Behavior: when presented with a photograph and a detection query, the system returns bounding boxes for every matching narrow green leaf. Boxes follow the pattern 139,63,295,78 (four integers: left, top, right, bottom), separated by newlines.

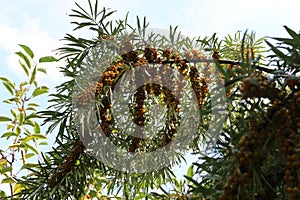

2,99,13,104
1,177,15,184
0,77,12,84
39,141,48,146
16,126,21,136
32,134,46,139
19,61,29,77
265,40,286,60
18,112,24,125
37,67,47,74
39,56,57,63
186,165,194,185
21,163,39,170
26,107,37,111
32,86,49,97
15,51,31,68
283,25,300,44
24,119,35,126
30,66,36,84
0,166,11,173
2,82,14,95
1,132,16,138
187,164,194,178
25,143,39,154
24,153,35,159
19,44,34,58
0,116,11,122
27,102,39,107
21,135,34,144
8,144,22,149
34,122,40,134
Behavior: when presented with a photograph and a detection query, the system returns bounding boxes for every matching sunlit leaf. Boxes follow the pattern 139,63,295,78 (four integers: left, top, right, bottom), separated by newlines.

1,177,15,184
8,144,22,149
34,122,41,134
29,66,37,84
0,166,11,173
39,56,57,63
15,51,31,68
13,183,23,194
2,82,14,96
25,143,39,154
19,61,29,76
19,44,34,58
27,102,40,107
32,86,49,97
1,131,16,138
37,67,47,74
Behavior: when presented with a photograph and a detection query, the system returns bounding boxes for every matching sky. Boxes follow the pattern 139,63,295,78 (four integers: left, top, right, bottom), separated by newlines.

0,0,300,194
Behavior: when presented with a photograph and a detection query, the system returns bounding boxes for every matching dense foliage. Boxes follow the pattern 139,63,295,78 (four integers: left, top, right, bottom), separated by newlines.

0,1,299,199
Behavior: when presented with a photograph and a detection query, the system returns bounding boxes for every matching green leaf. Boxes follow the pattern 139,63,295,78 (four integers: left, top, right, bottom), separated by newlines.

19,61,29,77
27,102,40,107
187,164,194,177
21,135,34,144
39,141,48,146
37,67,47,74
283,26,300,45
0,116,12,122
26,107,37,111
32,86,49,97
20,81,29,87
8,144,22,149
2,82,14,95
15,51,31,68
39,56,57,63
21,134,46,144
21,163,39,170
13,183,22,194
31,134,46,139
186,165,194,185
265,40,286,60
16,126,21,136
24,143,39,154
1,132,16,138
1,177,15,184
29,66,36,84
34,122,40,134
19,44,34,58
18,112,24,125
0,77,11,83
2,99,13,104
24,153,35,159
0,166,11,173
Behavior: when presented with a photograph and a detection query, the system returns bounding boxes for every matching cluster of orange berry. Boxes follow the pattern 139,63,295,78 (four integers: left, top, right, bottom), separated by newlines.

274,90,300,199
241,73,282,100
48,140,85,188
189,66,209,106
184,49,206,61
75,37,211,153
220,80,299,199
144,47,158,63
286,77,300,91
74,81,103,107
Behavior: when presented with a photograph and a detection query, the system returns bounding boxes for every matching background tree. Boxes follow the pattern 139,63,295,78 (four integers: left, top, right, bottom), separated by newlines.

0,45,56,199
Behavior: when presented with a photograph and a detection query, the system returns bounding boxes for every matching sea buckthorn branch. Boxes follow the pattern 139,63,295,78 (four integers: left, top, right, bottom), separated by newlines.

220,75,300,199
47,140,85,188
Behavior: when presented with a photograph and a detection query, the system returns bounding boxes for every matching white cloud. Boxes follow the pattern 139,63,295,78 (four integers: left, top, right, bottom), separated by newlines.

0,18,64,86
